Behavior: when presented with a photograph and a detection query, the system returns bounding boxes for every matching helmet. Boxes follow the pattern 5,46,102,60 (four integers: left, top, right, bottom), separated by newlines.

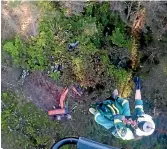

135,114,155,136
138,121,154,132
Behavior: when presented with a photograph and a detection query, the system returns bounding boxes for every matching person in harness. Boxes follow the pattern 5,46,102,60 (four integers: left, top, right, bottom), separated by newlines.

89,77,155,140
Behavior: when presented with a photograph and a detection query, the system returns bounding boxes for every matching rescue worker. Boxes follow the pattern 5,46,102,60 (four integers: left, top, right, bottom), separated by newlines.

89,77,155,140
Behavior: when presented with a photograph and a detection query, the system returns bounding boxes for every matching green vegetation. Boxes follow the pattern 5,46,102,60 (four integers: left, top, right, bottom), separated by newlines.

3,1,132,88
1,90,61,149
2,1,167,149
110,28,132,48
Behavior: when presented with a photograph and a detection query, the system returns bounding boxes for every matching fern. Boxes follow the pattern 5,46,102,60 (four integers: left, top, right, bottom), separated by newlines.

110,28,131,48
3,36,25,65
49,72,60,80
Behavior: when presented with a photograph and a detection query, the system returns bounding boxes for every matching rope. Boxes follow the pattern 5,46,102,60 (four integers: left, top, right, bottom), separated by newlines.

123,120,167,134
147,126,167,134
155,128,167,134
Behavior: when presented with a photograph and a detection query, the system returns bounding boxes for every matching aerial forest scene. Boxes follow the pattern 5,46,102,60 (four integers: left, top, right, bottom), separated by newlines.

1,1,167,149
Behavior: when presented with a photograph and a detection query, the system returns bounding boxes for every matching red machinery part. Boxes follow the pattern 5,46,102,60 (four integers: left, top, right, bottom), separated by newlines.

48,108,66,116
59,88,68,109
72,87,81,97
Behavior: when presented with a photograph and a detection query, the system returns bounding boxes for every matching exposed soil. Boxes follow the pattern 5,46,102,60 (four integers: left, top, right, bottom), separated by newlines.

23,72,61,112
2,1,38,41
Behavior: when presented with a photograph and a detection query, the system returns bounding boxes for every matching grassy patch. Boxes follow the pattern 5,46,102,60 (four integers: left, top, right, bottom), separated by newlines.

1,90,62,149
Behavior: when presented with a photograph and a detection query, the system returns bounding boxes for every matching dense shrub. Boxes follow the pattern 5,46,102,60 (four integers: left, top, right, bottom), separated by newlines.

3,1,132,88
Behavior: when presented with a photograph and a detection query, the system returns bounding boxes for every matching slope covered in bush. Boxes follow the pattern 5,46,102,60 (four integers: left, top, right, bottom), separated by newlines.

3,1,132,89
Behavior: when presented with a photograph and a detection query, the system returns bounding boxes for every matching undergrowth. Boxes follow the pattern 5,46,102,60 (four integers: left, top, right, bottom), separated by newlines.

1,90,62,149
3,1,132,88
